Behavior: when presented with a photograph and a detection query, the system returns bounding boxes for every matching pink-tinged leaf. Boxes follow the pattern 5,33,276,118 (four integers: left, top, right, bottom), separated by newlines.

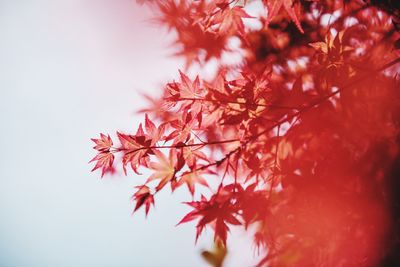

145,113,157,137
117,132,140,151
214,6,253,36
91,133,113,152
147,150,177,191
117,132,151,174
90,152,114,177
183,144,209,167
168,116,197,145
178,170,209,196
178,70,202,98
144,114,165,145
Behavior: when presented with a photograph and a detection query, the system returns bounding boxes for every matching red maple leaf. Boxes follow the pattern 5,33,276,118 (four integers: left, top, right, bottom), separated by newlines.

116,115,164,174
166,113,197,145
117,132,146,174
264,0,304,33
132,185,155,216
177,169,208,196
182,142,209,167
118,131,155,174
177,188,241,245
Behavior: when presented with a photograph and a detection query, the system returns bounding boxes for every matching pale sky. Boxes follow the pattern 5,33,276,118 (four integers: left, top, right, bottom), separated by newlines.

0,0,256,266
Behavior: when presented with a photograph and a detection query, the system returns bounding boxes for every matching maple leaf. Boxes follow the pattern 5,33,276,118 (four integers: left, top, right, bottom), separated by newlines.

132,185,154,216
177,169,208,196
117,131,150,174
147,150,179,191
177,190,241,245
183,142,209,167
144,113,157,137
144,114,165,145
175,70,202,99
137,93,173,119
90,152,114,177
117,131,141,151
166,112,198,145
115,116,166,174
309,30,353,67
91,133,113,152
166,71,205,116
235,184,270,226
213,6,253,36
264,0,304,33
154,1,229,66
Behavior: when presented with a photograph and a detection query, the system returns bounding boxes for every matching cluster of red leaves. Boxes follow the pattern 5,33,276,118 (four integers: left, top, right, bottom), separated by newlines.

91,0,400,266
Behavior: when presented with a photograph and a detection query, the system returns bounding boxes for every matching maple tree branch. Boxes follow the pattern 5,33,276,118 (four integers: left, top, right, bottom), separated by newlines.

115,138,240,155
174,97,299,110
195,146,241,172
186,57,400,178
191,130,208,144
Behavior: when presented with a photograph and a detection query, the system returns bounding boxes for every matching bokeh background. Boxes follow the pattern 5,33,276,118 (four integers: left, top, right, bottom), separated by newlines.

0,0,255,266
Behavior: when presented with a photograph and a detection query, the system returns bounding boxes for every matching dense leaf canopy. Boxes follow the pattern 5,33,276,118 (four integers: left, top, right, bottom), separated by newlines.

91,0,400,266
